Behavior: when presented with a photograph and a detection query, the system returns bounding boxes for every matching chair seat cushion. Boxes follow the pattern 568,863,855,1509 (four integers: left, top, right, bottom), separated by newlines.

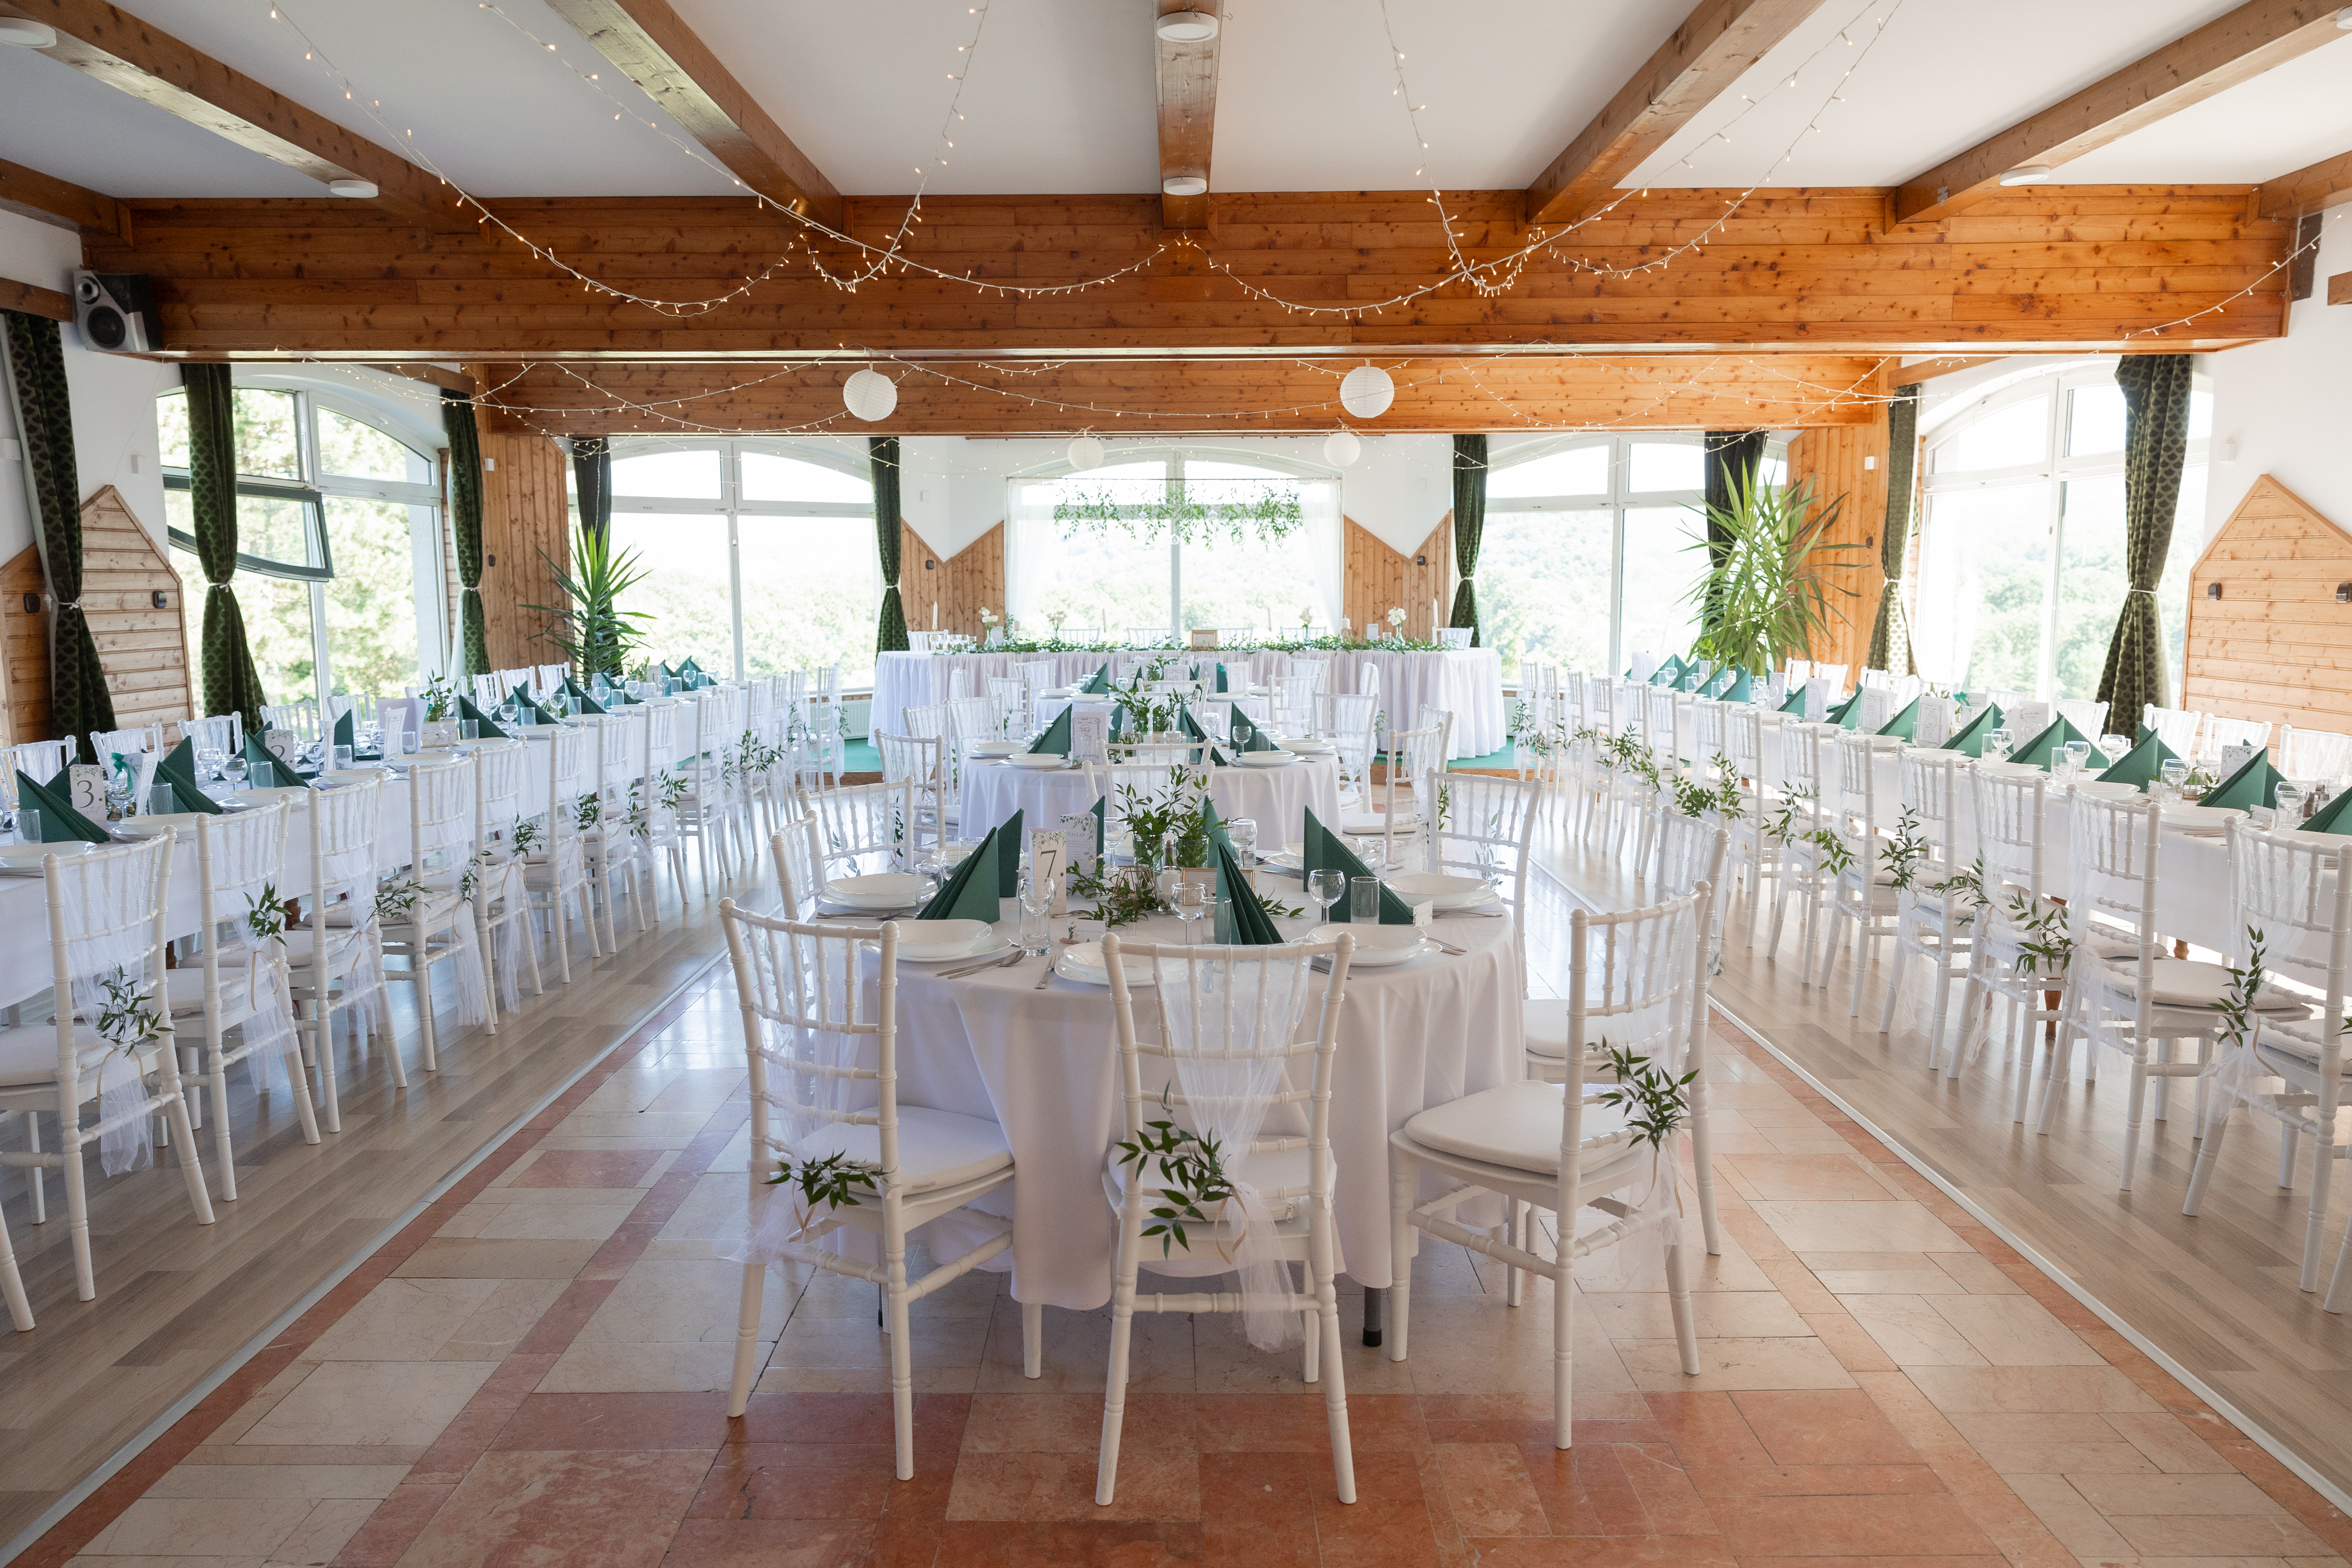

1104,1139,1317,1224
282,927,366,971
0,1025,164,1088
792,1105,1011,1195
163,965,266,1019
1402,1080,1632,1176
2095,956,2307,1013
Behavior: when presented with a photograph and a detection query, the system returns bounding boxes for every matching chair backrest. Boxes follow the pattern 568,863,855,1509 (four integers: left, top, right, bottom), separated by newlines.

192,799,291,934
2280,725,2352,782
2142,705,2202,756
1286,654,1333,692
1015,661,1054,698
90,725,165,763
1126,626,1171,644
797,780,913,872
2227,820,2352,1019
475,740,529,839
1428,771,1541,925
721,899,901,1204
1833,732,1883,838
40,835,175,1068
9,737,77,780
1101,933,1350,1208
1968,765,2048,900
1562,884,1711,1173
2055,698,2109,740
641,699,680,778
1357,660,1382,701
948,695,1003,750
1781,721,1828,801
182,713,243,756
1644,687,1681,764
261,702,323,741
875,730,943,790
2063,792,2161,950
1274,674,1317,730
768,812,823,916
2200,715,2273,766
904,701,950,745
1813,663,1849,692
308,774,385,914
1315,692,1378,775
545,724,591,832
593,710,638,797
1727,707,1773,785
1897,748,1967,867
1435,628,1472,649
1650,816,1729,907
1689,698,1726,763
406,753,478,873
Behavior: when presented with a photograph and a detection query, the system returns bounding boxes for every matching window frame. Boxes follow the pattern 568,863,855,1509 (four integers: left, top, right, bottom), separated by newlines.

1917,364,2209,700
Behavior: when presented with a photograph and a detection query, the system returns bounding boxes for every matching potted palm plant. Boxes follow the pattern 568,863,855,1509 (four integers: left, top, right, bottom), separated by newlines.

1682,474,1861,678
522,526,655,681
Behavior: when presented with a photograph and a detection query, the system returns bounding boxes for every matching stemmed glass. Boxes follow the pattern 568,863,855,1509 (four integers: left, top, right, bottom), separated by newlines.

1306,869,1345,925
222,754,248,792
1984,727,2014,764
1173,880,1209,945
2100,733,2131,766
196,747,223,786
1017,870,1053,957
2160,758,2190,801
2060,739,2091,782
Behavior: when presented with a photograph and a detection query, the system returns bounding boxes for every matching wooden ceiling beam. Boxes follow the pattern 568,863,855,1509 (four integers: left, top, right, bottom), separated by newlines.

2257,144,2352,219
0,154,123,237
1888,0,2348,229
0,0,462,229
1155,0,1221,229
0,274,75,322
1525,0,1832,228
537,0,840,226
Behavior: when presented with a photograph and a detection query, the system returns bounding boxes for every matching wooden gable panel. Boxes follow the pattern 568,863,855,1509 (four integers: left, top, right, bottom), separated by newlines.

899,520,1004,641
2182,475,2352,732
1,487,193,746
1343,517,1454,645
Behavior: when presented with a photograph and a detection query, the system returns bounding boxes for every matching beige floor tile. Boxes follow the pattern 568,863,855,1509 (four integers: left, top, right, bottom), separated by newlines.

538,1339,771,1393
1616,1334,1858,1392
144,1463,411,1499
973,1294,1196,1394
1929,1251,2027,1294
2006,1473,2136,1559
771,1312,991,1377
1582,1290,1811,1340
391,1238,603,1279
2066,1472,2295,1516
1842,1295,1991,1367
1927,1293,2108,1367
2106,1513,2334,1557
302,1279,499,1363
1720,1153,1899,1200
435,1278,572,1361
81,1497,316,1557
238,1361,498,1449
1761,1123,1866,1154
2104,1411,2236,1474
572,1259,788,1345
1905,1365,2165,1416
1390,1293,1638,1397
651,1171,748,1243
1748,1200,1970,1253
469,1203,638,1242
269,1496,376,1564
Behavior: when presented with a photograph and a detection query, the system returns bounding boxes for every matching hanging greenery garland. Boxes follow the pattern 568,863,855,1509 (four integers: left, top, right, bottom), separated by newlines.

1054,479,1305,545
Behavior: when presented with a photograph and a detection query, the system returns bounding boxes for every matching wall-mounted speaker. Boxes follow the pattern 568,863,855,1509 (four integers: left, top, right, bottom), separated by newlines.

72,272,161,354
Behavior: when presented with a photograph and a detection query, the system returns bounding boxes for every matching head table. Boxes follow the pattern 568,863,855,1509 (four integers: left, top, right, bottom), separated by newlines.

957,753,1344,847
872,646,1506,760
837,899,1522,1310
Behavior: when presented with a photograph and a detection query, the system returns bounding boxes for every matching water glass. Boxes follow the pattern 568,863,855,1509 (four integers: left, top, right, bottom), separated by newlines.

147,783,178,816
333,745,355,771
14,808,40,844
1306,869,1345,921
2275,782,2306,824
459,720,481,741
2062,739,2091,778
1350,874,1381,923
1984,728,2014,763
1227,816,1258,872
402,730,421,756
1017,871,1053,956
2160,759,2190,797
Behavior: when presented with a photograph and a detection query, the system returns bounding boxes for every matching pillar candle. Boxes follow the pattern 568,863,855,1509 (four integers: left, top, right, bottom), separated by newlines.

932,602,939,629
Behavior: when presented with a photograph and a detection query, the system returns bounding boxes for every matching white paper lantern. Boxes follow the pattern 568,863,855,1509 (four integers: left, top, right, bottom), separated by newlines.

842,367,898,421
1338,364,1394,420
1323,429,1362,469
1067,433,1106,471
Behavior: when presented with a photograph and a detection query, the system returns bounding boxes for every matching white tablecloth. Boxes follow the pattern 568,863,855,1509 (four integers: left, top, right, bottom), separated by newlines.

874,647,1506,760
883,902,1522,1309
958,756,1344,846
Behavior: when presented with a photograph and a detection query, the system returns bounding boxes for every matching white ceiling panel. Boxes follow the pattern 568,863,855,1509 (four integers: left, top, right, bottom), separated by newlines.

0,45,322,199
2052,31,2352,184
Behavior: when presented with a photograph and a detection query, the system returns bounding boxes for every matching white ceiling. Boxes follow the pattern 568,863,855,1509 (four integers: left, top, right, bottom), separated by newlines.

0,0,2345,203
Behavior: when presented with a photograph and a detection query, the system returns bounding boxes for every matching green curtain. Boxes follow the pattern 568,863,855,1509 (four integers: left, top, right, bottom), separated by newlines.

1701,430,1768,641
443,391,488,676
871,436,908,654
180,365,267,732
1865,384,1921,674
1448,434,1486,646
2,312,116,738
2098,356,2194,736
571,435,610,544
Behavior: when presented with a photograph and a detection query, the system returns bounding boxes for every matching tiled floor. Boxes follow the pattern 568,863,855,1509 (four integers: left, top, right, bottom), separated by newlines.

26,951,2352,1568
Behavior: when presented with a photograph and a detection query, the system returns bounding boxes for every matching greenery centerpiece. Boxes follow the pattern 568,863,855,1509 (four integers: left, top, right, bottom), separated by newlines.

1681,475,1859,678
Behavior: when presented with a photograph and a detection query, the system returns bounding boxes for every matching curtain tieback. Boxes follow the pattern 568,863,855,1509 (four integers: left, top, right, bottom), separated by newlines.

2126,587,2157,595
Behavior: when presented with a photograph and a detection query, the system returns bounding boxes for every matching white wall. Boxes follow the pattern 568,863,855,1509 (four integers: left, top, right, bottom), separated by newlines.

0,207,175,564
2203,214,2352,541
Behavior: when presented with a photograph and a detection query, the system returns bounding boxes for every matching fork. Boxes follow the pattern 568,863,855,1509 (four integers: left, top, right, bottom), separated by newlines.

941,950,1022,980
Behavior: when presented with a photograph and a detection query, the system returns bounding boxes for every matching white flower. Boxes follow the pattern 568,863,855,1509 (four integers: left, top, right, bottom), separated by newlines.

1387,606,1405,628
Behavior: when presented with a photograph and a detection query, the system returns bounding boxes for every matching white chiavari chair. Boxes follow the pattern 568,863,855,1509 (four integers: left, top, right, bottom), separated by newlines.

0,835,213,1306
1877,748,1976,1066
1426,771,1541,953
90,724,166,767
797,780,916,883
1341,721,1444,865
767,813,823,918
2181,820,2352,1299
903,701,959,835
874,732,947,862
381,752,495,1071
471,740,546,1014
288,775,396,1135
1953,767,2064,1097
1723,707,1784,950
635,699,689,912
674,688,746,891
2141,705,2203,758
719,902,1028,1478
581,710,650,947
1817,733,1904,1013
1315,691,1379,808
8,737,77,782
521,724,601,984
1097,933,1356,1505
2199,715,2274,767
1389,885,1709,1449
1273,673,1319,736
2281,726,2352,783
1768,723,1837,981
2055,698,2110,739
180,713,243,758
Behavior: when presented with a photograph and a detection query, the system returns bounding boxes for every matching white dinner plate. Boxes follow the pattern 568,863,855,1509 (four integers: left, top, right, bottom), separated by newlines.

0,841,96,874
2164,803,2246,833
1005,753,1070,771
1054,940,1158,988
2071,780,2143,801
1308,923,1432,967
872,919,999,962
1281,739,1337,756
825,872,931,909
1974,760,2043,778
1232,752,1295,768
115,813,206,840
969,740,1023,758
1384,872,1489,909
236,786,313,807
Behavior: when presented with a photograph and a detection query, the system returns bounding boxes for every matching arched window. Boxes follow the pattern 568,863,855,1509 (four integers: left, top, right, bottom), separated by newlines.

591,439,877,683
1480,433,1783,673
157,379,441,706
1912,365,2210,701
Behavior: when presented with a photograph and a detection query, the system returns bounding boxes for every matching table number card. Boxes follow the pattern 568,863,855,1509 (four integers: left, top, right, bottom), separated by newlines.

2219,741,2258,777
1858,687,1895,733
1060,812,1097,876
1765,673,1788,708
1803,677,1833,721
1071,712,1109,763
67,764,107,816
1030,829,1067,915
1913,697,1955,748
2006,700,2052,742
265,729,301,770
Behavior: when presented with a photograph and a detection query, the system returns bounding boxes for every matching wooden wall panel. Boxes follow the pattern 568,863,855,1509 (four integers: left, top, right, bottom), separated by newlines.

1344,517,1453,642
2182,476,2352,733
899,521,1004,639
0,489,194,745
1783,421,1891,675
476,432,572,672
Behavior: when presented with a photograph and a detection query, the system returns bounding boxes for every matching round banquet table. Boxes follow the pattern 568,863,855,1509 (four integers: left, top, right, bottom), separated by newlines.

868,901,1522,1309
956,754,1344,846
872,646,1505,760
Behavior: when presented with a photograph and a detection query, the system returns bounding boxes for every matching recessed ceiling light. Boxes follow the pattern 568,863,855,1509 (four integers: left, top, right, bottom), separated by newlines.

1162,173,1208,197
327,178,379,198
1155,10,1218,42
1998,165,2054,186
0,18,58,46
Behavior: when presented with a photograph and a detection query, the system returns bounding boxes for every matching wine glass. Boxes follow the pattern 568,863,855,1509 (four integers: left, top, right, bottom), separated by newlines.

1017,870,1053,957
223,754,248,791
2100,733,2131,765
195,746,223,784
1984,727,2014,764
1173,879,1209,945
2275,781,2306,825
2061,739,2091,781
1228,816,1258,873
2160,758,2190,800
1306,869,1345,925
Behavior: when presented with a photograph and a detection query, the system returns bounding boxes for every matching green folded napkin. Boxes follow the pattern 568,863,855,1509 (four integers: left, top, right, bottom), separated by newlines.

1029,706,1073,755
1208,820,1284,945
1877,696,1921,740
1091,794,1106,859
998,808,1025,899
2011,716,2109,772
1083,662,1112,695
2137,722,2157,746
678,656,702,675
16,768,112,842
1826,692,1863,729
154,739,224,815
2299,790,2352,835
2096,734,2178,787
1215,663,1229,694
918,825,1003,922
561,676,606,715
1778,688,1808,716
243,733,295,786
1180,708,1230,767
458,695,509,739
1942,703,2004,758
1301,809,1415,924
1227,707,1279,753
332,707,355,750
2202,751,2284,811
510,684,557,726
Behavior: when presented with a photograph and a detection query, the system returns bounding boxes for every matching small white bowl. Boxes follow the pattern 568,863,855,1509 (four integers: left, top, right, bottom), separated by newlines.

1385,872,1488,909
1234,751,1293,768
1006,752,1067,770
969,740,1023,758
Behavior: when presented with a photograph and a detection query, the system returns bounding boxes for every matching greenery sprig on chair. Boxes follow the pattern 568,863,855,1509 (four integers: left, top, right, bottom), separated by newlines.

1113,1088,1240,1256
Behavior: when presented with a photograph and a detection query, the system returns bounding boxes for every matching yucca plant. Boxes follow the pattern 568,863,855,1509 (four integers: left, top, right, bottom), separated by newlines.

1680,475,1861,678
522,526,656,680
